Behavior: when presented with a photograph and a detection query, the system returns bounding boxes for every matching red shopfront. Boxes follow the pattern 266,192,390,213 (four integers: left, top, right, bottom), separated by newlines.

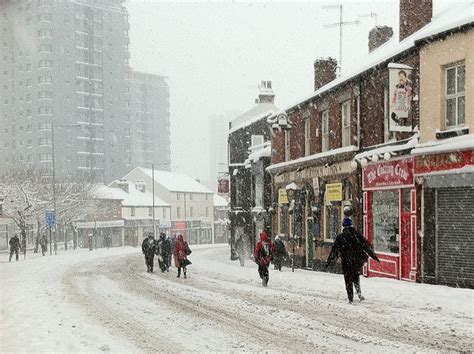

362,157,418,281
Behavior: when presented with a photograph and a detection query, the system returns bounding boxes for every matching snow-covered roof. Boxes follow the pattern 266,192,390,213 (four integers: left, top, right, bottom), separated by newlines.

92,184,128,200
283,2,474,112
97,182,169,207
229,103,279,133
213,194,228,207
267,145,358,173
411,134,474,155
244,144,272,167
137,168,213,194
353,134,419,161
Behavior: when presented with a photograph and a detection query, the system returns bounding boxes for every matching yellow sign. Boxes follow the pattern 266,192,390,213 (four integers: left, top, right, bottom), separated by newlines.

325,183,342,201
278,189,289,204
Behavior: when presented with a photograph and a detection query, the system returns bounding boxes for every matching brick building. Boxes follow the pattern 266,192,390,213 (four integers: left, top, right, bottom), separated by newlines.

268,0,472,284
228,81,278,259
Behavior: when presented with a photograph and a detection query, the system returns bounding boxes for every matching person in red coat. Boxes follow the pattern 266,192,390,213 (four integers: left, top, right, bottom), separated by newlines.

173,234,189,278
254,231,275,287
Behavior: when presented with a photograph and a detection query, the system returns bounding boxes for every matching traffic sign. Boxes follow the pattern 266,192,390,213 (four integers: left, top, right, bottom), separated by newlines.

45,209,56,227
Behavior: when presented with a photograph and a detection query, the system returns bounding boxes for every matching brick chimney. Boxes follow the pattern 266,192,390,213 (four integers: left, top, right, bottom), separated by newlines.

368,26,393,52
399,0,432,41
314,57,337,91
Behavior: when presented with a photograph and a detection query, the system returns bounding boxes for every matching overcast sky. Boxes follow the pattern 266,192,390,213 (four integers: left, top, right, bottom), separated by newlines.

125,0,467,187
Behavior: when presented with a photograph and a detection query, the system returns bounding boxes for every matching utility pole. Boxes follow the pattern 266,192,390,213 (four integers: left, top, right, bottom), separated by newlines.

323,4,360,76
152,164,156,237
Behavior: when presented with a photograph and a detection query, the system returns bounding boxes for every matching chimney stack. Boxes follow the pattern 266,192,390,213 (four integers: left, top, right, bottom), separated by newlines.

314,57,337,91
368,26,393,53
399,0,432,41
257,81,275,104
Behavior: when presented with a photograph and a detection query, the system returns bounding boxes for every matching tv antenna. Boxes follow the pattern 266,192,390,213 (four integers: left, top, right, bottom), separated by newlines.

358,11,378,27
323,4,360,76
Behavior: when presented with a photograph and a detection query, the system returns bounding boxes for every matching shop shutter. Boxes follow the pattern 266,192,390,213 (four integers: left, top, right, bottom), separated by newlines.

437,187,474,288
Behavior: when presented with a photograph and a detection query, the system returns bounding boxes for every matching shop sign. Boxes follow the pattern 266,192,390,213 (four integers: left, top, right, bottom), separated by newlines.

172,221,186,230
76,220,125,229
325,183,342,201
363,158,414,190
415,150,472,174
274,161,355,184
278,189,288,204
217,179,229,194
388,63,413,132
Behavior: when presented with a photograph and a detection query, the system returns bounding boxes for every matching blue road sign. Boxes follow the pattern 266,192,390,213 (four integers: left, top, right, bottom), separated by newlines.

45,210,56,227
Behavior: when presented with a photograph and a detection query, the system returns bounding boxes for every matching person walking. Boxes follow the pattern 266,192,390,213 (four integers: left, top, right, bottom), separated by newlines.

8,234,20,262
235,236,245,266
254,231,275,287
273,235,287,271
164,235,173,271
142,233,157,273
156,232,169,273
40,234,48,256
325,217,380,303
88,234,93,251
173,234,191,278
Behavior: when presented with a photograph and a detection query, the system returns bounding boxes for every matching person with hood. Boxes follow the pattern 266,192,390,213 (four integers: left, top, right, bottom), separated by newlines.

273,235,287,271
9,234,20,262
163,234,173,271
173,234,191,278
254,231,275,287
142,232,157,273
234,236,245,266
325,217,380,303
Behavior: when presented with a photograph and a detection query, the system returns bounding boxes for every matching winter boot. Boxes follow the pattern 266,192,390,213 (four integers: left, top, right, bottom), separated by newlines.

262,276,269,287
354,283,364,301
177,268,181,278
184,270,187,279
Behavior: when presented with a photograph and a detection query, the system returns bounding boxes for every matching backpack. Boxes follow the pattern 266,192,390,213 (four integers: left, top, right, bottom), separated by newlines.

259,242,269,258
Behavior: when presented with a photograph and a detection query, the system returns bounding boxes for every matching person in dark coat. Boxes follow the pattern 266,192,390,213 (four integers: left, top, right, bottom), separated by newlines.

40,234,48,256
142,233,157,273
156,232,169,273
9,234,20,262
162,234,173,271
273,235,287,271
235,236,245,266
325,217,380,303
254,231,275,287
173,234,190,278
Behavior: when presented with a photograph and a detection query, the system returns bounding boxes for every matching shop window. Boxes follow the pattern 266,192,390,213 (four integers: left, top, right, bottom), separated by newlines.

445,63,465,127
402,189,411,212
372,190,399,254
324,204,340,241
322,110,329,152
279,206,289,235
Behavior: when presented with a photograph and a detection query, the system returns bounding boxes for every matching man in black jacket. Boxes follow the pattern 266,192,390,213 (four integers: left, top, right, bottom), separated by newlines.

325,218,380,303
142,233,157,273
9,234,20,262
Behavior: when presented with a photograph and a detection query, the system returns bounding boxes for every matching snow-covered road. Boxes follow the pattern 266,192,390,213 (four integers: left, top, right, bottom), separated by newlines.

1,245,473,352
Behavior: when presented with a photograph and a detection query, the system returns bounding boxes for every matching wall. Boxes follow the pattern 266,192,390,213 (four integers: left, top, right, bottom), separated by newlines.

419,29,474,142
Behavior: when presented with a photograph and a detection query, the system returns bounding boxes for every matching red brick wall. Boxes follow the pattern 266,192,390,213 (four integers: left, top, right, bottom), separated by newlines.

399,0,432,41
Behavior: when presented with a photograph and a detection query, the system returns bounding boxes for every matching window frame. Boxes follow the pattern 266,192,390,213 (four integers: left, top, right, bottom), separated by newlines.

321,110,329,152
445,63,465,128
341,100,351,147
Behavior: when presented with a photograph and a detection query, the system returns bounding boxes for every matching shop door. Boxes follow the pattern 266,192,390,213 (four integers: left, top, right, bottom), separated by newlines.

400,211,411,280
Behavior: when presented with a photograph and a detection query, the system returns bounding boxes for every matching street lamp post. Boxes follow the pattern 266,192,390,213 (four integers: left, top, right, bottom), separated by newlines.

51,123,80,252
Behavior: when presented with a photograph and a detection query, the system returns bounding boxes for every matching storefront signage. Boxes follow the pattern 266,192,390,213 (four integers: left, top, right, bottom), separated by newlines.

274,161,355,184
388,63,413,132
278,189,289,204
415,150,473,175
325,183,342,201
363,158,414,190
75,220,125,229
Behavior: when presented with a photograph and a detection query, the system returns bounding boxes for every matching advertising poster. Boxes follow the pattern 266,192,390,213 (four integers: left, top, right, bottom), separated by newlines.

388,63,413,132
